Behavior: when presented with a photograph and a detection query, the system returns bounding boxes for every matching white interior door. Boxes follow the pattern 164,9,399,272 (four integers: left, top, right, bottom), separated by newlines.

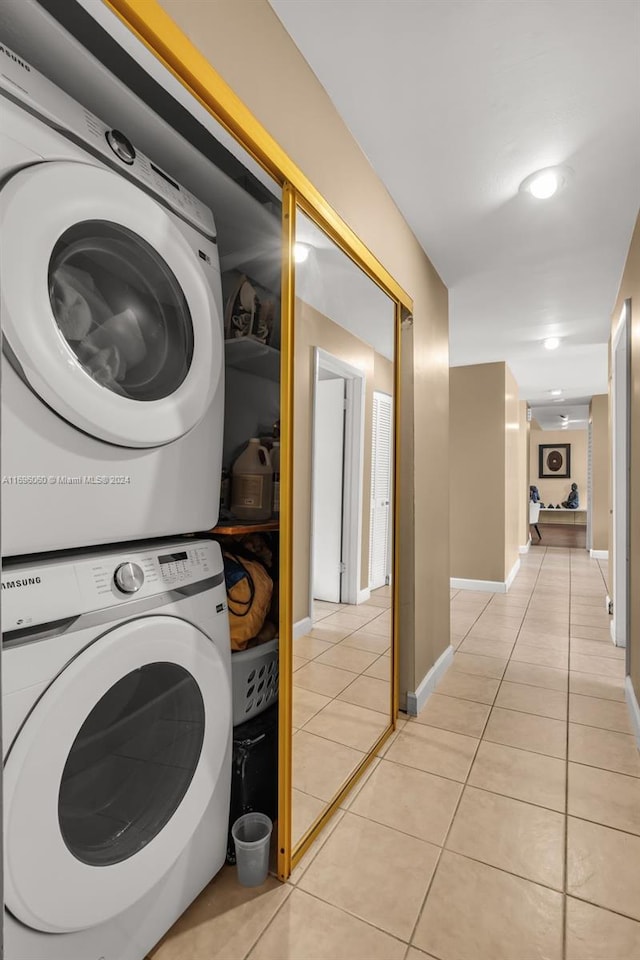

612,301,630,650
587,421,593,550
369,392,393,590
313,377,345,602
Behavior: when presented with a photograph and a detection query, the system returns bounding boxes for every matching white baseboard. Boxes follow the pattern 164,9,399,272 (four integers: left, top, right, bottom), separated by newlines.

357,588,371,604
293,617,313,640
519,538,531,555
451,577,507,593
405,645,454,717
625,676,640,750
590,549,609,560
451,558,520,595
506,557,521,590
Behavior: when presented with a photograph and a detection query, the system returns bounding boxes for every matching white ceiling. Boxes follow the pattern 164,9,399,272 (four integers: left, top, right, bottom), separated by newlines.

270,0,640,419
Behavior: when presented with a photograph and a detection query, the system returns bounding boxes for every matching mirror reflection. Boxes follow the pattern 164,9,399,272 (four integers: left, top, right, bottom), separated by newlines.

292,209,395,850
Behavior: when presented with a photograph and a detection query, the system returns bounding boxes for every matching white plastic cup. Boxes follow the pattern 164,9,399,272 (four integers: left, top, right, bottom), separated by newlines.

231,812,273,887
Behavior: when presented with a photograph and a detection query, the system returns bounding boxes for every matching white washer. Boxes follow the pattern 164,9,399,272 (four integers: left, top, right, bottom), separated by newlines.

0,42,225,556
2,537,232,960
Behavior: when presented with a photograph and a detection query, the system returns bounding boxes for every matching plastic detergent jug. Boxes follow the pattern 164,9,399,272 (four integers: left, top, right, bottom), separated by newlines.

231,439,273,521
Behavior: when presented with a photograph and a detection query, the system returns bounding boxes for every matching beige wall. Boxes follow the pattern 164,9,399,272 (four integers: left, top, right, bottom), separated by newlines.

160,0,450,696
450,363,527,583
590,395,610,553
530,428,588,509
374,353,394,396
610,212,640,702
450,363,506,582
520,404,531,548
293,300,391,621
504,368,523,577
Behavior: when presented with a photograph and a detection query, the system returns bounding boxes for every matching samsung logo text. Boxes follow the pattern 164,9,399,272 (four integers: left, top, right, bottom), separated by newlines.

2,577,42,590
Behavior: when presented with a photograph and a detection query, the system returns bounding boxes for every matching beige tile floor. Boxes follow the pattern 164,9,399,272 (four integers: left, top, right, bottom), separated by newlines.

292,590,392,845
150,548,639,960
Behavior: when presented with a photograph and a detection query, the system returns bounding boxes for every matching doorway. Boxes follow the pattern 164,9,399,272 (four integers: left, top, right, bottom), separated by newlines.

310,348,366,609
611,299,631,653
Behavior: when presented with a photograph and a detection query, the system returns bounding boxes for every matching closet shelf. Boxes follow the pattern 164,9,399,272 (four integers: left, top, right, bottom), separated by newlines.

225,338,280,381
210,519,280,536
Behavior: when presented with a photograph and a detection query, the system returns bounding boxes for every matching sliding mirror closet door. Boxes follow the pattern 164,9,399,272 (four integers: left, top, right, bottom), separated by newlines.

291,206,396,856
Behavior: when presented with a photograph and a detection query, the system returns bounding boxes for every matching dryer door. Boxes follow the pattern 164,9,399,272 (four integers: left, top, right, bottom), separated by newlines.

0,160,222,447
3,615,231,933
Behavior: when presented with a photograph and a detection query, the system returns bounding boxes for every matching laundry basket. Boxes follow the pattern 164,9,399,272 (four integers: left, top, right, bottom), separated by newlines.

231,636,279,726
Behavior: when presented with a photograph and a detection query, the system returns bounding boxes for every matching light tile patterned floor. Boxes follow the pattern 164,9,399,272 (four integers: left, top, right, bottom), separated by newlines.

150,548,639,960
292,591,392,845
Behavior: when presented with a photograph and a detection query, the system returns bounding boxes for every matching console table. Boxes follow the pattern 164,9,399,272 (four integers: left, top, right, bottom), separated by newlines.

539,508,587,526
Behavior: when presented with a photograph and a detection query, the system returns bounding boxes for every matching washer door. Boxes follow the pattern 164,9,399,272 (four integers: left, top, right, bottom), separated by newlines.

3,616,231,933
0,161,221,447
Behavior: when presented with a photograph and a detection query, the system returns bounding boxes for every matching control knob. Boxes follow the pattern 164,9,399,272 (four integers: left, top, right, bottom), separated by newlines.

114,562,144,594
105,129,136,165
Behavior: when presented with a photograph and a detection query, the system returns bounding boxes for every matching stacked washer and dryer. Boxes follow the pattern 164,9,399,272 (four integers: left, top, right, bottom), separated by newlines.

1,43,233,960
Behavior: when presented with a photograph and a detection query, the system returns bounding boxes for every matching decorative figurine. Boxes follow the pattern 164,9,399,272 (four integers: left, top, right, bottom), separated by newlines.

562,483,579,509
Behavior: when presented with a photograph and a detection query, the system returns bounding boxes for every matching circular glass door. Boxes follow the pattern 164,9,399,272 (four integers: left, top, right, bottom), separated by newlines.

0,161,222,447
49,222,194,402
59,662,205,867
3,616,231,933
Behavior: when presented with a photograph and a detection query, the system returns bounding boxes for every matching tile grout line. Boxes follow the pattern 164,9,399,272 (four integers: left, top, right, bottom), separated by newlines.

402,580,525,952
283,885,411,952
239,882,295,960
285,552,631,960
293,600,393,846
562,549,573,960
295,603,392,729
405,550,550,949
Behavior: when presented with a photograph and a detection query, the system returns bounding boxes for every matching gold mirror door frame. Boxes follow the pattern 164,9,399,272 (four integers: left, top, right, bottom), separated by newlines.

280,190,403,877
102,0,412,882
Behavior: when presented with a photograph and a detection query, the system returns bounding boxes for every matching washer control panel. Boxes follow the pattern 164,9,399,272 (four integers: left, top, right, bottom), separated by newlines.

1,539,221,632
0,43,216,239
88,543,214,599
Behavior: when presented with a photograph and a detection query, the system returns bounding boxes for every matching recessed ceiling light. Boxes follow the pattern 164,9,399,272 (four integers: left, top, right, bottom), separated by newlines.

544,337,561,350
293,242,310,263
549,389,562,396
520,165,572,200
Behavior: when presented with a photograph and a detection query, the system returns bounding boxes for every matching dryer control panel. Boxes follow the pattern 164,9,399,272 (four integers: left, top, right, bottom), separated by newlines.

1,538,222,632
0,42,216,239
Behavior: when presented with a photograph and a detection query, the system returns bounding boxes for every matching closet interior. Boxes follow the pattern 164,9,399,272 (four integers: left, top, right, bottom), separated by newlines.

1,0,399,890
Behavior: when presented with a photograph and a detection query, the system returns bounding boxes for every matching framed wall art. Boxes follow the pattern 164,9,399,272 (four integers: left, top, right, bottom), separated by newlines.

539,443,571,479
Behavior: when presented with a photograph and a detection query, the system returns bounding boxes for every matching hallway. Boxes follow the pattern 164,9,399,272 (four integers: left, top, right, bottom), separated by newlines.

150,547,639,960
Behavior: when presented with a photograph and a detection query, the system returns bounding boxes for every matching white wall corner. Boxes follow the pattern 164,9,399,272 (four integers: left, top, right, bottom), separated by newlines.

450,577,507,594
293,617,313,640
625,676,640,750
405,645,454,717
589,549,609,560
505,557,521,591
357,588,371,604
519,538,531,555
610,617,626,648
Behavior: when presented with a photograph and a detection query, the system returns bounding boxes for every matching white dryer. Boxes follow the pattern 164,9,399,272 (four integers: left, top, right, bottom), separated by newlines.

0,42,225,556
2,537,232,960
